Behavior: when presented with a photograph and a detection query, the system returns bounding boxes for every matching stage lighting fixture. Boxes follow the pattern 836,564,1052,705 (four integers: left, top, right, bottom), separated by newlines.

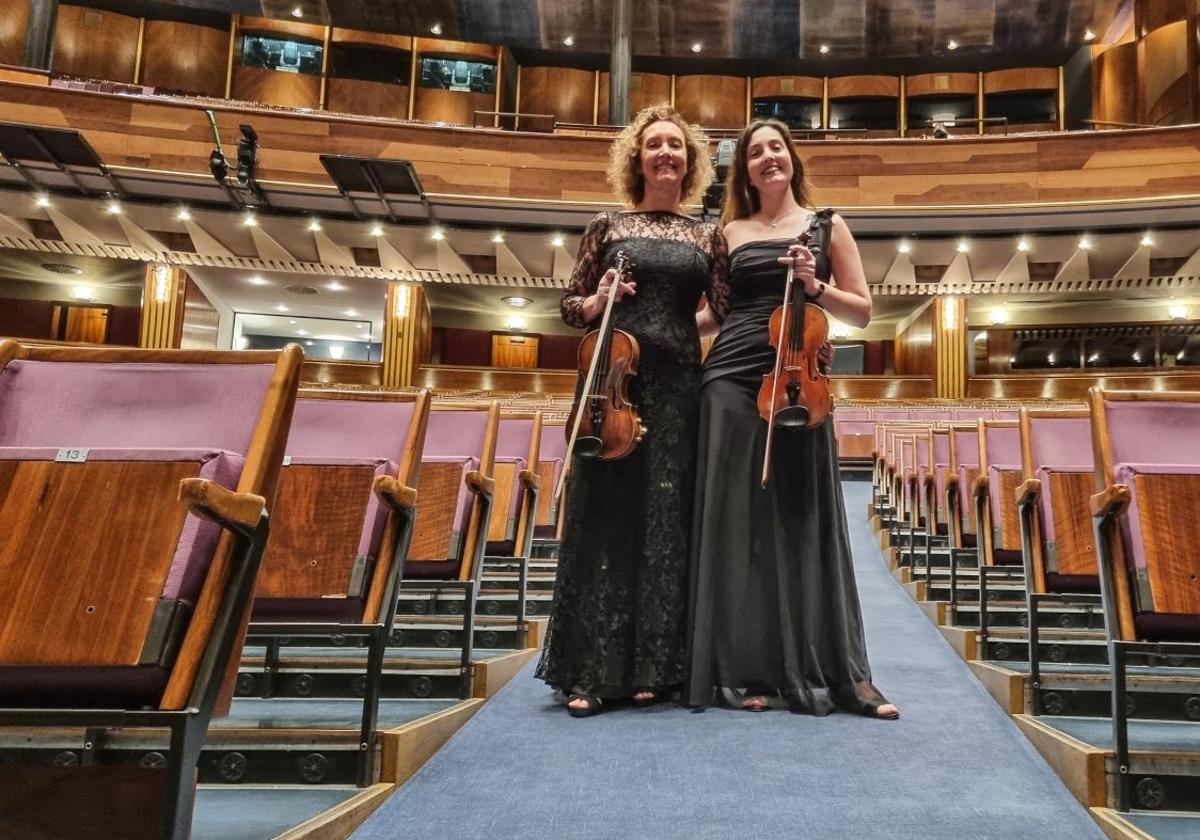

208,148,229,182
237,124,259,187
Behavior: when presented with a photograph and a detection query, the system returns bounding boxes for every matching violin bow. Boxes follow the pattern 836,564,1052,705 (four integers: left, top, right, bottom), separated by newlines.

555,252,629,504
760,258,795,489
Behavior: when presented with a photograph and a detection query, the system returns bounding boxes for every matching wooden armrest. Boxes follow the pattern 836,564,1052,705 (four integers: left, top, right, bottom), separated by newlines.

1091,484,1130,519
518,469,540,490
945,474,960,490
373,474,417,512
971,474,989,499
1015,478,1041,508
466,470,495,497
922,472,935,488
178,478,265,528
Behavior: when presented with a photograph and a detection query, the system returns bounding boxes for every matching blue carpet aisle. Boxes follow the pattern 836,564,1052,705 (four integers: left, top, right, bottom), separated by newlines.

353,480,1104,840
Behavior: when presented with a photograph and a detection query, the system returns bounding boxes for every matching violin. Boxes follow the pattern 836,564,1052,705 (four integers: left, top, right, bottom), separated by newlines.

556,251,646,499
759,209,835,487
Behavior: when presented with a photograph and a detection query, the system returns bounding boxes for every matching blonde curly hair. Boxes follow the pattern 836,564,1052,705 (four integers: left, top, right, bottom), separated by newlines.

606,104,713,208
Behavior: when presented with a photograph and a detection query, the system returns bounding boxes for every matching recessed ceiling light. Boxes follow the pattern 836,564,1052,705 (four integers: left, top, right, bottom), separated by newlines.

956,239,970,253
563,36,574,47
176,207,192,221
35,193,50,208
307,218,322,232
247,275,268,286
1140,233,1154,247
691,42,702,53
243,212,257,227
502,296,532,308
105,200,121,214
326,280,346,291
431,227,445,241
305,340,313,346
551,234,565,248
369,223,384,237
1084,29,1096,42
1017,237,1032,252
947,39,959,50
897,239,911,254
492,232,505,244
291,7,303,18
1078,236,1094,250
275,304,289,312
430,23,442,35
819,44,830,55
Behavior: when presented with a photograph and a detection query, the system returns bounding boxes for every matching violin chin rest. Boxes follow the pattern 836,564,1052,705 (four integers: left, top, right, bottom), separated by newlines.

775,405,811,430
574,436,603,459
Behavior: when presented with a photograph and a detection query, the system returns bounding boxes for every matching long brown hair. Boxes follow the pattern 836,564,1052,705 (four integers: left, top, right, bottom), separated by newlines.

607,104,713,207
720,119,810,227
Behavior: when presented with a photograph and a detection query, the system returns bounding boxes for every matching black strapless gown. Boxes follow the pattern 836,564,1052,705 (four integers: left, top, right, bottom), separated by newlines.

686,238,890,715
536,210,730,698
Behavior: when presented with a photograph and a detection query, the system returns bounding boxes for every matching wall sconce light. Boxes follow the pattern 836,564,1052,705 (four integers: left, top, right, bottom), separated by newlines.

830,320,851,339
153,264,171,303
328,344,345,359
505,316,527,331
393,284,411,318
942,296,959,330
71,286,95,302
1169,304,1188,320
989,309,1010,325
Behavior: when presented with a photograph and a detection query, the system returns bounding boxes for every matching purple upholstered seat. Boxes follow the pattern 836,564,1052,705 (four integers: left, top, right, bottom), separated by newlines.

1096,397,1200,640
0,359,274,453
871,409,911,421
931,431,951,520
983,424,1022,525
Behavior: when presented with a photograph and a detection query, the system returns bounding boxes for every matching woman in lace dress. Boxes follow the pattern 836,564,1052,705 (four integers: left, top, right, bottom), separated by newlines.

686,119,898,719
535,105,730,716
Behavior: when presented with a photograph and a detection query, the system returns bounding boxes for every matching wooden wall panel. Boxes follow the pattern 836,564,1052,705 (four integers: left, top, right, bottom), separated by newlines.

0,0,30,67
1092,42,1140,125
415,364,575,394
52,5,139,82
140,20,229,96
413,37,496,62
518,66,594,124
413,86,494,125
325,77,409,119
0,297,54,339
1140,0,1191,32
180,277,218,350
907,72,978,98
597,72,672,120
238,15,324,42
751,76,823,99
967,370,1200,400
301,359,383,387
331,28,411,50
674,74,746,128
829,376,934,400
828,75,899,98
895,303,936,376
491,334,539,368
1144,20,1190,124
983,67,1058,93
230,65,320,109
0,66,48,84
10,81,1200,207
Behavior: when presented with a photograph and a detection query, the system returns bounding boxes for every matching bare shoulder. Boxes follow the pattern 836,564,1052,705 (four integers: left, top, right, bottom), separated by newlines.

722,218,752,251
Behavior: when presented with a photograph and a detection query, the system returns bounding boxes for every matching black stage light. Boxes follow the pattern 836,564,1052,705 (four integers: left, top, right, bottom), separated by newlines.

702,139,735,220
208,148,228,182
236,123,258,187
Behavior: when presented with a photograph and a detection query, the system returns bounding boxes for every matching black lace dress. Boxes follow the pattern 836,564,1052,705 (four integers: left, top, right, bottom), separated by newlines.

685,236,890,716
535,210,730,699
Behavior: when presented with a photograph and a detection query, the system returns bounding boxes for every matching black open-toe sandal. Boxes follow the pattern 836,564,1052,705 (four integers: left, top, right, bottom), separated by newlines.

861,700,900,720
632,689,666,708
567,693,604,718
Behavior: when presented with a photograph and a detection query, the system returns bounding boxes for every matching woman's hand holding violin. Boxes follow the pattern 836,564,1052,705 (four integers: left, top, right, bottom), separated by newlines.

582,268,637,322
777,244,822,297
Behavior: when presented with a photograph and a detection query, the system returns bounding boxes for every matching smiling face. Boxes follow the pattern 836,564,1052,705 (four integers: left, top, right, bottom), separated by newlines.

745,125,794,194
638,119,688,194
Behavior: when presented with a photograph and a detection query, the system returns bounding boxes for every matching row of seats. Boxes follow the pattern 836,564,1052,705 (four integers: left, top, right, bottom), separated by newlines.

869,393,1200,813
0,340,569,838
